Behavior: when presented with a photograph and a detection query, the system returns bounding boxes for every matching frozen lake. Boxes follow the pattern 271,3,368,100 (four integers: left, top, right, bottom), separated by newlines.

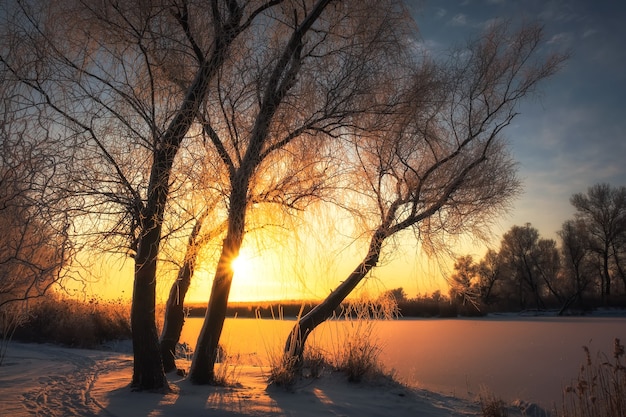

180,315,626,407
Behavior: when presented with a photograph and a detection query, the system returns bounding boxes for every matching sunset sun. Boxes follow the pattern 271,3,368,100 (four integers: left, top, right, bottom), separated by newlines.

230,249,255,279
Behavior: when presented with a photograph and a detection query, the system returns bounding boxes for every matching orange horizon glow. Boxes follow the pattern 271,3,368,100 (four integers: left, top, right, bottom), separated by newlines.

61,235,471,305
60,205,496,304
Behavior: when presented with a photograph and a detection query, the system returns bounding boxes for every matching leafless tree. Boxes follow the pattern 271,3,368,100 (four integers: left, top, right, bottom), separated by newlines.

476,249,502,305
282,21,566,363
0,70,74,363
1,0,288,390
570,183,626,300
188,0,412,384
448,255,480,304
559,219,594,310
498,222,562,309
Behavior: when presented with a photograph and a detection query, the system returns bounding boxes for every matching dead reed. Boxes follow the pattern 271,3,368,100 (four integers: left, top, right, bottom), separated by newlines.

558,338,626,417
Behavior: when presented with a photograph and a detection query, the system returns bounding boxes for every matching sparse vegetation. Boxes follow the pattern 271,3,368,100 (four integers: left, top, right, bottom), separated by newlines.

331,297,396,383
211,348,242,387
11,294,130,348
0,301,29,365
270,295,398,388
479,390,509,417
558,338,626,417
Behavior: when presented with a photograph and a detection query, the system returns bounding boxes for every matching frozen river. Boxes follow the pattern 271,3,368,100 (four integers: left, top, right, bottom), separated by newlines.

180,315,626,407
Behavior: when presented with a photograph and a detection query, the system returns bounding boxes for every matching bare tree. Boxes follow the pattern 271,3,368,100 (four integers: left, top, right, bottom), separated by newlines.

570,183,626,300
476,249,502,305
0,71,74,363
559,219,594,310
448,255,480,304
282,21,566,364
188,0,412,384
498,224,548,309
1,0,287,390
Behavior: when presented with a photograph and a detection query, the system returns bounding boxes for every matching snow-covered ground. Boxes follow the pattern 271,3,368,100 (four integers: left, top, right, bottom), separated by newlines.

0,341,541,417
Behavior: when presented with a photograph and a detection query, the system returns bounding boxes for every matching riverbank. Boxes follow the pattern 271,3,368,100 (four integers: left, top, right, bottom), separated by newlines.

0,341,521,417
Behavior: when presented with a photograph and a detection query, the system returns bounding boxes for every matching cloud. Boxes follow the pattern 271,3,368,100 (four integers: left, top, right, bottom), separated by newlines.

481,17,505,30
582,28,598,39
538,2,580,23
449,13,468,26
435,7,447,19
546,32,574,46
411,38,445,57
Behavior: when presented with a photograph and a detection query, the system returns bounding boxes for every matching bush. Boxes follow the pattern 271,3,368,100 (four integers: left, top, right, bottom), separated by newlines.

12,294,131,348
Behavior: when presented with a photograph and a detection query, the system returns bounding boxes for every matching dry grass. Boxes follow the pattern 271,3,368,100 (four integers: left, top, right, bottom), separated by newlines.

268,294,399,388
267,304,330,388
558,338,626,417
212,348,243,386
11,294,131,348
330,294,398,383
0,301,30,365
479,389,508,417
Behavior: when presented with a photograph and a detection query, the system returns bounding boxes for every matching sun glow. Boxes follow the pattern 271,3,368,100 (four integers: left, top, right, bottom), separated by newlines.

231,249,255,279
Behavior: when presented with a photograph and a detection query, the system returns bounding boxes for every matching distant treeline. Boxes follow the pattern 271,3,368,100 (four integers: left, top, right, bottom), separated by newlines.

185,291,626,320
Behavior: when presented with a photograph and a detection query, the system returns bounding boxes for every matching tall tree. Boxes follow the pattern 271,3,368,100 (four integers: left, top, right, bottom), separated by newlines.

448,255,479,304
188,0,409,384
559,219,594,310
0,64,75,362
570,183,626,300
498,223,559,309
0,0,285,390
476,249,502,305
282,21,566,364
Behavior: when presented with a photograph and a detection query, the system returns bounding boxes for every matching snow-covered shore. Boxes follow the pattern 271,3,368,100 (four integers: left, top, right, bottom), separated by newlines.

0,341,539,417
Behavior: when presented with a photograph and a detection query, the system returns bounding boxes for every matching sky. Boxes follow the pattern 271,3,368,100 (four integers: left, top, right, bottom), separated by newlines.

69,0,626,304
408,0,626,240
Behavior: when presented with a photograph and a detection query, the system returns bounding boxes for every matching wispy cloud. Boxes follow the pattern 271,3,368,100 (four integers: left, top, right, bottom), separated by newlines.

449,13,468,26
547,32,574,46
581,28,598,39
481,17,505,30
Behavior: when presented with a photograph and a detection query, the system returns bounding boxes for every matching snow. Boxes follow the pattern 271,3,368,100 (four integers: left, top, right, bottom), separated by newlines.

0,341,536,417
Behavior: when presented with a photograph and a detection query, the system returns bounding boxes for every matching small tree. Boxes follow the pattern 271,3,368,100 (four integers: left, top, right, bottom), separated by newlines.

498,223,562,309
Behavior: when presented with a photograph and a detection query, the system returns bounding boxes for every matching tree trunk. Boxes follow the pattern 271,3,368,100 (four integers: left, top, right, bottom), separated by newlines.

283,229,386,364
160,214,206,372
602,251,611,302
188,182,248,384
612,243,626,290
130,43,218,389
131,216,168,390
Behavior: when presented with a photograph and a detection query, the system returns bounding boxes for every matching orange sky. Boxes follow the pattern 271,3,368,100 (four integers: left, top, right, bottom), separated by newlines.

63,223,490,304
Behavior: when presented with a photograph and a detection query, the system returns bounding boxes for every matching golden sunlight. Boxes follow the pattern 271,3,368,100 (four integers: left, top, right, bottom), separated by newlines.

231,248,255,279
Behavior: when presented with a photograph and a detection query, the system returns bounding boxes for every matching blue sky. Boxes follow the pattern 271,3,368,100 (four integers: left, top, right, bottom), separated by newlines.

406,0,626,241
